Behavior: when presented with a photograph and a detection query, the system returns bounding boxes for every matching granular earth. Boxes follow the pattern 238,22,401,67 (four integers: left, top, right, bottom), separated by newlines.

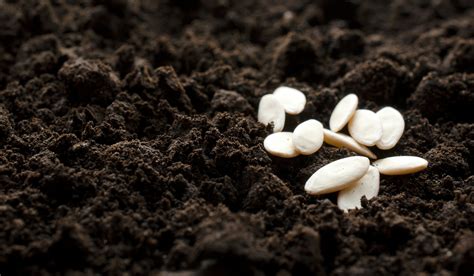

1,0,473,275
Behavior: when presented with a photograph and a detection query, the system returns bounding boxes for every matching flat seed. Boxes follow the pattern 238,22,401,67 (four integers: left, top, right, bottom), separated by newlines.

323,129,377,159
305,156,370,195
376,107,405,150
337,166,380,211
273,86,306,115
372,156,428,175
329,94,358,132
293,119,324,155
258,94,285,132
348,109,383,146
263,132,299,158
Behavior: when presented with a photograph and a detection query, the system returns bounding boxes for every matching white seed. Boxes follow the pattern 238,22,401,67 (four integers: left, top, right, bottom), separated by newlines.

376,107,405,150
372,156,428,175
272,86,306,115
323,129,377,159
329,94,358,132
337,166,380,211
263,132,299,158
348,109,383,146
305,156,370,195
258,94,285,132
293,119,324,155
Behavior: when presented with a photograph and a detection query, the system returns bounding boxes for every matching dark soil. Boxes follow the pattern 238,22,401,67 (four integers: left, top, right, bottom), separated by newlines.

1,0,473,275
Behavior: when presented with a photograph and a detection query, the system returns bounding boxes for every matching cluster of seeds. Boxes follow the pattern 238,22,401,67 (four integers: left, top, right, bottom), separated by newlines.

258,87,429,211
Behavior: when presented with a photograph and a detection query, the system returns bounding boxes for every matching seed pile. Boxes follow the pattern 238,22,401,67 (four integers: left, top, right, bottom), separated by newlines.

259,87,428,211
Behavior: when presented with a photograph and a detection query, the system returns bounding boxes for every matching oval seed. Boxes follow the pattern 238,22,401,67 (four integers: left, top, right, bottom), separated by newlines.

348,109,383,146
305,156,370,195
263,132,299,158
323,129,377,159
329,94,358,132
258,94,285,132
337,166,380,212
273,86,306,115
293,119,324,155
372,156,428,175
376,107,405,150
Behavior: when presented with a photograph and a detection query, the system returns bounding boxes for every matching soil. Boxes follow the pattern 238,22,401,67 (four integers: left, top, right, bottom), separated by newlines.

1,0,474,275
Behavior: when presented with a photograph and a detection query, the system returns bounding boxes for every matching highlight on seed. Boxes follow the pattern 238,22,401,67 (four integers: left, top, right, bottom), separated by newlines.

323,128,377,159
337,165,380,212
376,107,405,150
272,86,307,115
372,156,428,175
348,109,383,146
293,119,324,155
305,156,370,195
329,93,358,132
263,132,299,158
258,94,285,132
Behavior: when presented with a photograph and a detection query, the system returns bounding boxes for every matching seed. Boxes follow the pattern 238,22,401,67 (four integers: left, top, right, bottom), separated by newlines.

337,166,380,211
258,94,285,132
323,129,377,159
305,156,370,195
263,132,299,158
348,109,383,146
372,156,428,175
375,107,405,150
329,94,358,132
293,119,324,155
273,86,306,115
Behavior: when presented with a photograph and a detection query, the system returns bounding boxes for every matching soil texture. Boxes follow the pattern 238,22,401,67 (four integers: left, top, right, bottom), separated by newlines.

1,0,474,275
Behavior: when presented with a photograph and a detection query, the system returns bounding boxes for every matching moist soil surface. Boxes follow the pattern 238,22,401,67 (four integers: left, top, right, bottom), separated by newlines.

1,0,474,275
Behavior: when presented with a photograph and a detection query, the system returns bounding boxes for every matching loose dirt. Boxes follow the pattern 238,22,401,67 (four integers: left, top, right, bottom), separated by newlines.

1,0,473,275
